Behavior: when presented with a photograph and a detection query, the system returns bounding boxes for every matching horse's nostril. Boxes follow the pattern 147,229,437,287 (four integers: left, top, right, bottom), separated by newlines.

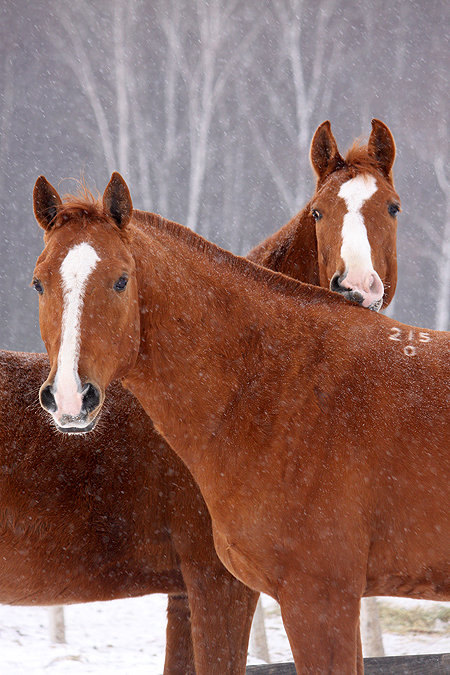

40,385,57,413
82,383,100,414
330,272,344,293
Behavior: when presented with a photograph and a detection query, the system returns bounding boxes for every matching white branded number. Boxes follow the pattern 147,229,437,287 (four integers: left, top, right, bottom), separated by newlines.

388,328,431,356
389,327,401,341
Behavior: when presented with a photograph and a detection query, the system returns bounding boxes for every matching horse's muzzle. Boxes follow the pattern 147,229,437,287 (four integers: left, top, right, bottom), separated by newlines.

330,272,383,311
54,416,99,434
40,380,102,433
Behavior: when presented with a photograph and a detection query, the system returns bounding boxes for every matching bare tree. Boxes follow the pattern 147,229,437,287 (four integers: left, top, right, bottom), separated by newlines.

360,598,384,658
400,8,449,331
160,0,264,232
48,606,66,644
51,0,262,235
241,0,347,215
433,141,450,330
412,134,450,331
53,0,186,211
0,50,14,194
249,597,270,663
114,0,131,176
55,2,117,173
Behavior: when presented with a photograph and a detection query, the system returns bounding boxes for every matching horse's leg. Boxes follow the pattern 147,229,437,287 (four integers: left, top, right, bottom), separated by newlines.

163,594,196,675
279,578,361,674
180,561,259,674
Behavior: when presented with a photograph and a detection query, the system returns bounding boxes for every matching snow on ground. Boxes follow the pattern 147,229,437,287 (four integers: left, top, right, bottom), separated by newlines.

0,594,448,674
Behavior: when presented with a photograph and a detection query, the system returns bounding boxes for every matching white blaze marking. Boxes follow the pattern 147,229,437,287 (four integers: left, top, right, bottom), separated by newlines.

338,174,377,273
55,243,100,416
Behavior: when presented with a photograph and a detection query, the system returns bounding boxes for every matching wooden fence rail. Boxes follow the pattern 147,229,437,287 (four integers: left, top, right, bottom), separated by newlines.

246,653,450,674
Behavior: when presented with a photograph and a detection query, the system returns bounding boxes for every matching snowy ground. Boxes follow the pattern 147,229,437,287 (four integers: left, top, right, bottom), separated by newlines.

0,595,448,673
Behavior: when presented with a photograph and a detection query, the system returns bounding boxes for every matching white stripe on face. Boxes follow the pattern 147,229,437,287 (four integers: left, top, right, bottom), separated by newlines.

54,243,100,417
338,174,377,274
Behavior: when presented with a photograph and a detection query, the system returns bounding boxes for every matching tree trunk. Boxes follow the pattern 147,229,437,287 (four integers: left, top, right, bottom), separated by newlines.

360,598,385,658
114,0,129,176
435,229,450,331
249,597,270,663
433,156,450,331
49,605,66,644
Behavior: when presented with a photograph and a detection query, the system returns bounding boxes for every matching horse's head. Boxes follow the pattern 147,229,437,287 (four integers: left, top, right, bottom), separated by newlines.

309,119,399,310
33,173,140,433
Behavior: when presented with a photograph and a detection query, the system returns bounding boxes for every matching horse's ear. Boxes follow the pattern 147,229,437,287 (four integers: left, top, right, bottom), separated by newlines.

310,121,344,181
103,172,133,229
33,176,62,231
368,119,396,179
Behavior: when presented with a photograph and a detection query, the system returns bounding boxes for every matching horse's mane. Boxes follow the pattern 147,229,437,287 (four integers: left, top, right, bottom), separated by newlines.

132,210,347,309
51,186,350,311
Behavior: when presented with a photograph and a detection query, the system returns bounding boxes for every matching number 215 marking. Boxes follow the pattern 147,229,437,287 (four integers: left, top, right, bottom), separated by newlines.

389,327,431,357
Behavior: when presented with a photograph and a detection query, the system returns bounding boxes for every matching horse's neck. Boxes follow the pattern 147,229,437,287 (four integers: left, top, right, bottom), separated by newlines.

125,220,319,478
247,205,320,285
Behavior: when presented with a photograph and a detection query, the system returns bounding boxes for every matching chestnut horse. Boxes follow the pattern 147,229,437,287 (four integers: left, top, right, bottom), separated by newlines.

31,173,448,673
7,120,397,671
0,350,258,674
1,119,398,674
248,119,398,311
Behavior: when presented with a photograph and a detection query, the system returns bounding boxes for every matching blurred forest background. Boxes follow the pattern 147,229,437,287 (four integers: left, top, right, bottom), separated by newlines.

0,0,448,351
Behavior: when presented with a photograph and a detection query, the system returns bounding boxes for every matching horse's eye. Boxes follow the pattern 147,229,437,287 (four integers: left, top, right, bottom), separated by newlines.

113,275,128,292
311,209,322,222
388,203,400,217
32,279,44,295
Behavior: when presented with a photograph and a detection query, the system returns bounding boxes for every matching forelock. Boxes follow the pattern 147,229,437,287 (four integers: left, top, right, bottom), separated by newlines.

344,142,384,176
